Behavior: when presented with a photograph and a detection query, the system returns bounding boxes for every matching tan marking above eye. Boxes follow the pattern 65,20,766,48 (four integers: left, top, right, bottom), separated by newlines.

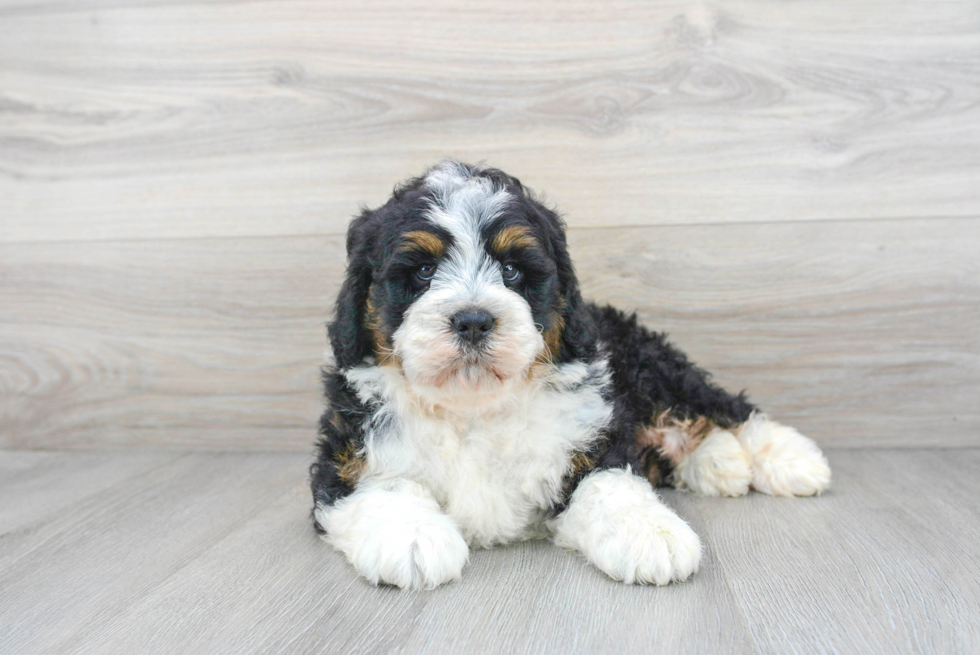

492,225,539,252
398,231,446,258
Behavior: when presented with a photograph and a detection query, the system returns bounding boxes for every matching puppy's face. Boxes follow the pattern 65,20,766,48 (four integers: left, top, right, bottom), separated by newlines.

332,162,584,407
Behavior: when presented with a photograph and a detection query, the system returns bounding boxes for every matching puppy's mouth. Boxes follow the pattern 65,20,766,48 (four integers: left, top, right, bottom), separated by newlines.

394,300,543,395
431,350,509,388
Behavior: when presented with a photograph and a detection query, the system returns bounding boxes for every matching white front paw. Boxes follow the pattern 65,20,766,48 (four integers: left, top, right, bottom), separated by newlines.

350,514,469,590
552,468,702,586
738,414,832,497
589,505,702,585
317,479,469,590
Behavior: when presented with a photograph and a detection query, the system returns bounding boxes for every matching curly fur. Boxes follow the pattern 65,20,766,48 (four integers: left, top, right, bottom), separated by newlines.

310,161,831,589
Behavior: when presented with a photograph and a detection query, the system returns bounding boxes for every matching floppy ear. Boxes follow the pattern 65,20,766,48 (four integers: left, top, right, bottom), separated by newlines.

558,279,598,363
530,200,598,363
328,209,375,369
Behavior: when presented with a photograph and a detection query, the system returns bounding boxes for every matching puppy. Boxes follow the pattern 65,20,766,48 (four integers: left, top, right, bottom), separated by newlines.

310,161,831,589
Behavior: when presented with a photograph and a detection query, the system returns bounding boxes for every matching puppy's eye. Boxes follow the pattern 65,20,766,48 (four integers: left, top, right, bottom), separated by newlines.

502,263,522,283
416,264,437,281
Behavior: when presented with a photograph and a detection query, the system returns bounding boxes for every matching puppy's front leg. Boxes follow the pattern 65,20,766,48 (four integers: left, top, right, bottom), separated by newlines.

315,478,469,590
551,468,702,585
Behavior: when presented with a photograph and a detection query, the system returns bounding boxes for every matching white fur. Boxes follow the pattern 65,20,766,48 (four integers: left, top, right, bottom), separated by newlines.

344,359,613,548
315,478,469,590
392,276,543,410
737,414,832,496
550,468,701,585
675,429,752,497
424,162,511,237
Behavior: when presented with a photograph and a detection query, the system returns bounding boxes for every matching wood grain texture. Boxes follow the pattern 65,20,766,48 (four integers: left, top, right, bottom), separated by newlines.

571,219,980,448
0,449,977,654
0,449,178,534
684,449,980,654
0,235,345,449
0,451,305,652
2,218,977,449
2,0,980,242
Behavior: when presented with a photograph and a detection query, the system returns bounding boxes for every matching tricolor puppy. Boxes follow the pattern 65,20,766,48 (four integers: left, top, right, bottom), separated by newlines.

311,161,831,589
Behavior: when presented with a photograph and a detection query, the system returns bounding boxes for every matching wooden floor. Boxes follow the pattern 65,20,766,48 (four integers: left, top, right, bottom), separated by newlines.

1,448,977,654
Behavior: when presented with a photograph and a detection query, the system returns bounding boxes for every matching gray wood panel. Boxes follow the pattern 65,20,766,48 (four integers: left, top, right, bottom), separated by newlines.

2,218,977,450
71,487,757,655
0,449,977,654
0,450,178,535
679,449,980,654
0,452,305,652
2,0,979,242
0,235,344,449
575,219,980,448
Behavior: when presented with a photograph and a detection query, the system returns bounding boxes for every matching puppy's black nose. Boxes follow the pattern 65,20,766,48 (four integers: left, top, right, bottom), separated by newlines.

450,310,495,344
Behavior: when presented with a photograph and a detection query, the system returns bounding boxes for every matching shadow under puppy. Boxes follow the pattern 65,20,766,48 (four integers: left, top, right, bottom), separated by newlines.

311,161,831,589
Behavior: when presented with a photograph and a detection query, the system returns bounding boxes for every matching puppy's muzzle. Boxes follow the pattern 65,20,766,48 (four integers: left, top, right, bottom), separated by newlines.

449,309,495,346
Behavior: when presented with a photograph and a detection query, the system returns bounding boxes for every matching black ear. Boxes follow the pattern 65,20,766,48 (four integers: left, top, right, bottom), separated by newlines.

558,281,598,363
328,209,375,369
529,200,598,363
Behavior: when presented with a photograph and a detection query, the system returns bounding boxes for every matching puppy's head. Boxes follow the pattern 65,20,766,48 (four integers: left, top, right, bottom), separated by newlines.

330,161,595,407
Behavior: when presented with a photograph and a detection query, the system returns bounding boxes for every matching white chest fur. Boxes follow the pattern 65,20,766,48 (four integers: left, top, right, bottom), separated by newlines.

344,360,612,547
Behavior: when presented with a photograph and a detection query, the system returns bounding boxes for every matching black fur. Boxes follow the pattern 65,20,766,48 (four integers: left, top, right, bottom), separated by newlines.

308,371,371,532
585,304,754,487
327,179,447,369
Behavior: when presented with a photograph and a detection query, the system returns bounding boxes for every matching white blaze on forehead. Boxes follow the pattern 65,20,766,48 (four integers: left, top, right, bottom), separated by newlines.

423,162,511,295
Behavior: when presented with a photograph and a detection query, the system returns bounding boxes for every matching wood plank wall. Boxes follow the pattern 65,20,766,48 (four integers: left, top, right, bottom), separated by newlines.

1,0,978,449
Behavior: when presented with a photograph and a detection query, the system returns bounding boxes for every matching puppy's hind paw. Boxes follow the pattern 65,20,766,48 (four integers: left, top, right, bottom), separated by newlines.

675,429,752,497
738,415,831,497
